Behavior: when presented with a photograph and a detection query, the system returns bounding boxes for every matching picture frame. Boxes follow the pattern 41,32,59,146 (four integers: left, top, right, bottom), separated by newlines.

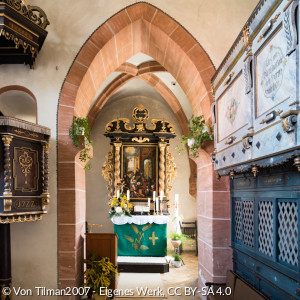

121,144,158,201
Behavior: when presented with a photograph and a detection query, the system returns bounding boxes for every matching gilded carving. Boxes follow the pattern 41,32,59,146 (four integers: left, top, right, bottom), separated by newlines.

0,214,42,224
158,142,167,196
136,124,144,132
114,142,122,194
132,104,149,123
102,146,114,198
4,0,50,29
1,29,38,58
166,146,177,199
251,165,259,177
19,151,33,184
2,135,13,146
242,26,250,47
4,199,12,212
105,118,134,132
132,137,149,143
13,147,39,192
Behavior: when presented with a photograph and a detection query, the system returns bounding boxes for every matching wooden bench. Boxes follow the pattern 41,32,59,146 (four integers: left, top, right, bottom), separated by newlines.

206,270,269,300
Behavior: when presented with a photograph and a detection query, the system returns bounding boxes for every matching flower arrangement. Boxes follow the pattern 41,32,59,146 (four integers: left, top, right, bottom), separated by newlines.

108,193,133,218
84,255,118,296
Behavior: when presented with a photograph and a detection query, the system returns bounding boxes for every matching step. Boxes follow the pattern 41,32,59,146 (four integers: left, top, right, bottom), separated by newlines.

117,256,169,273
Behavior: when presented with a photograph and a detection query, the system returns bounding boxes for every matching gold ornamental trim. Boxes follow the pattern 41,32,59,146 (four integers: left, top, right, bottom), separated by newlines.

132,137,150,143
19,150,33,183
0,28,38,57
0,214,43,224
4,0,50,29
166,146,177,199
132,104,149,123
2,135,13,146
13,147,39,192
102,146,114,198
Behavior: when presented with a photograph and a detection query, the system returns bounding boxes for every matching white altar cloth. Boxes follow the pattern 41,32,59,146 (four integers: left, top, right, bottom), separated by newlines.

111,215,170,225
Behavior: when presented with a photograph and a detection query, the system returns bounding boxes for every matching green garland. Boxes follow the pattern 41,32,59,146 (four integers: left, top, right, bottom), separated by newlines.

177,114,213,158
69,116,93,170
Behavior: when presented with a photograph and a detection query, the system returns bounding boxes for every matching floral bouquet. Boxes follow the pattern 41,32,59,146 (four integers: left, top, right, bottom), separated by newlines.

84,255,119,295
108,193,133,218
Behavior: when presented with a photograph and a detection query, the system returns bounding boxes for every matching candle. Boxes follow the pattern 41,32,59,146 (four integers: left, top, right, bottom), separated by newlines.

156,197,159,212
160,190,163,200
153,191,156,202
148,198,150,207
127,190,130,200
175,194,179,216
117,190,120,198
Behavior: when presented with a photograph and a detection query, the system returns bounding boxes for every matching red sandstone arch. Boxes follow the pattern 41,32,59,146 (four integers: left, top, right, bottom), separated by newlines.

0,85,38,123
57,2,230,294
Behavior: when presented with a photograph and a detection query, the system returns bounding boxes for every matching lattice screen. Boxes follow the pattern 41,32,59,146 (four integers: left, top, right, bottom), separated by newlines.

243,201,254,248
278,201,298,266
235,200,242,241
259,201,274,257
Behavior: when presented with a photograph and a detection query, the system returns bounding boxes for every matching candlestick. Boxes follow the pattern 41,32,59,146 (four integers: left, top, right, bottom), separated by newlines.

153,191,156,202
175,194,179,216
127,190,130,200
156,197,159,214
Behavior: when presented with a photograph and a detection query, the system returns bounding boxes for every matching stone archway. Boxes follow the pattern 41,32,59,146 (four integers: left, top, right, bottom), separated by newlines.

57,2,230,294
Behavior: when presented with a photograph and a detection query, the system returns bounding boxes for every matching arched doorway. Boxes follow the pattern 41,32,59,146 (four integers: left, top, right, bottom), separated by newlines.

57,2,230,292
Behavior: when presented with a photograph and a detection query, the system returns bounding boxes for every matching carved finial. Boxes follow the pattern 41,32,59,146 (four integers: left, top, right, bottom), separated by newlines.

251,165,259,177
294,156,300,172
230,170,235,180
243,26,250,47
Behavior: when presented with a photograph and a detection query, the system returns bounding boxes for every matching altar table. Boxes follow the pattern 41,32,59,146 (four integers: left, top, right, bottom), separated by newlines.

111,215,170,257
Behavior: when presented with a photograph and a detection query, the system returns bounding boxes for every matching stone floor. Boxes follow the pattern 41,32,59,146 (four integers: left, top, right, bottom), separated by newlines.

115,251,201,300
161,251,201,300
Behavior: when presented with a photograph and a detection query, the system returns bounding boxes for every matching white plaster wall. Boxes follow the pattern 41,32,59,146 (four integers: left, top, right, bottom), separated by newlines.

86,96,196,234
0,91,36,123
0,0,259,296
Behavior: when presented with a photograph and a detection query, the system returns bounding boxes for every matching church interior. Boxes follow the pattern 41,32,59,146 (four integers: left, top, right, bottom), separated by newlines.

0,0,299,299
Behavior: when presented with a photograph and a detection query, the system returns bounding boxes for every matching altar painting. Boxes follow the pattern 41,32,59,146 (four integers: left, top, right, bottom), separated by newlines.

122,145,158,200
255,26,296,117
217,73,250,142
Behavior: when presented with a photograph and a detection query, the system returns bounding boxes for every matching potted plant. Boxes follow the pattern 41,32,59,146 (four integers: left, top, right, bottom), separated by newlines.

169,232,188,248
177,114,213,158
173,253,183,268
84,255,118,300
69,116,93,170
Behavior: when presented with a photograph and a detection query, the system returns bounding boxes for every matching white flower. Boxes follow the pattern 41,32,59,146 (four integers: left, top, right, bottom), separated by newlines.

116,207,122,214
187,138,195,147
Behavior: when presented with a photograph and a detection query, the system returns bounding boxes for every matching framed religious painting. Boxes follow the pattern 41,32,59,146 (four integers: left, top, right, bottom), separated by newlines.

121,144,158,201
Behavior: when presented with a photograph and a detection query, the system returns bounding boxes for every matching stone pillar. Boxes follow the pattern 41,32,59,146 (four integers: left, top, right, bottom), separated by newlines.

193,150,232,290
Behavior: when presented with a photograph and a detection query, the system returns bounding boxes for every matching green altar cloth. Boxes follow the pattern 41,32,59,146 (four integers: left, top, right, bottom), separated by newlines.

114,223,167,257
